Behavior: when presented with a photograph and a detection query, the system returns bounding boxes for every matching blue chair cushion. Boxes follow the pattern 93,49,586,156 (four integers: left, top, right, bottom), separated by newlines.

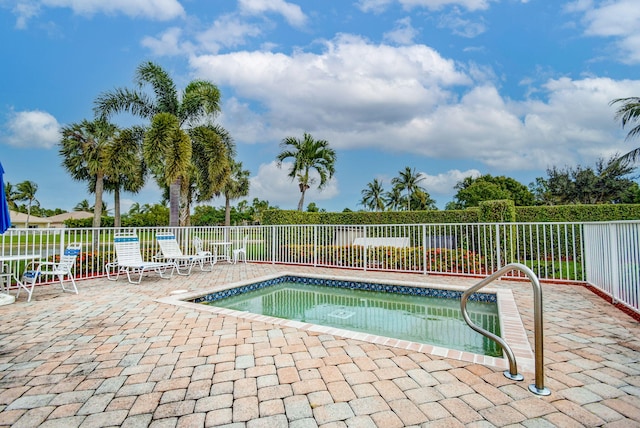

23,270,40,279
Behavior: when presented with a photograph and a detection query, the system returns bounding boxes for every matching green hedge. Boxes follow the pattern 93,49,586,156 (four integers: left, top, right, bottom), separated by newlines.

515,204,640,222
262,203,640,225
262,209,480,225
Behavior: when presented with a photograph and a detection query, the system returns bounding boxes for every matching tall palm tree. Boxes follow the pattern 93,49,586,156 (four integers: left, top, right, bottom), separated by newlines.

95,61,225,226
103,126,146,228
610,97,640,163
188,125,233,225
391,166,426,211
360,179,385,211
60,119,118,228
276,132,337,211
222,160,250,226
15,180,39,228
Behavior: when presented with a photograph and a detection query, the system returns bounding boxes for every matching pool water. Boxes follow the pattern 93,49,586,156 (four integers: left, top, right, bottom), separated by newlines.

201,281,502,357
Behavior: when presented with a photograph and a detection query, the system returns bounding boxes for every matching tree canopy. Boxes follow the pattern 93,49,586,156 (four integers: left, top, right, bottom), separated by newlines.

448,174,534,209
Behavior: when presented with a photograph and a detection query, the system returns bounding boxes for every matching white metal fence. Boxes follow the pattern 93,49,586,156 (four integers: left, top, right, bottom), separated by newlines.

584,221,640,314
1,221,638,315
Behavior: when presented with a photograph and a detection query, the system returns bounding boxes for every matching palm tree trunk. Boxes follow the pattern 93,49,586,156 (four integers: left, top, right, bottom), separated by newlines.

93,173,104,229
225,195,231,226
114,188,121,228
169,178,181,227
26,202,31,229
297,191,305,211
180,185,191,226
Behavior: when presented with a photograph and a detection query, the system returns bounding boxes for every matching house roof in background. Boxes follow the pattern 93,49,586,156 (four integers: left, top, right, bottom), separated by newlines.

9,210,48,224
45,211,93,222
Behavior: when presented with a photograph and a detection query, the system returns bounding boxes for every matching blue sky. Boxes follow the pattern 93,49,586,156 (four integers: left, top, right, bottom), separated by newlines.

1,0,639,213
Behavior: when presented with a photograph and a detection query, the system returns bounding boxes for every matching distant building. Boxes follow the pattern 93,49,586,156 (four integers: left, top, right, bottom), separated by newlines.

44,211,93,228
8,210,93,228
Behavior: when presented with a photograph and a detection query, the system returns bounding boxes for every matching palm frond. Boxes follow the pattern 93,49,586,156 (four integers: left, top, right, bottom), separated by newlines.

136,61,180,116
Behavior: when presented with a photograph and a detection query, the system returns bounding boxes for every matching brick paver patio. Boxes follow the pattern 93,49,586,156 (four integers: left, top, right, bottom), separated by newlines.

0,263,639,427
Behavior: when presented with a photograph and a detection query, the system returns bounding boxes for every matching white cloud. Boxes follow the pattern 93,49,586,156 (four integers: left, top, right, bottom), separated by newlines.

12,1,40,29
142,16,263,56
421,169,481,194
249,161,339,210
196,16,263,53
3,110,61,149
573,0,640,63
238,0,307,28
383,17,419,45
438,10,486,38
191,34,470,138
13,0,184,27
358,0,493,13
188,34,640,177
141,27,187,56
218,98,272,144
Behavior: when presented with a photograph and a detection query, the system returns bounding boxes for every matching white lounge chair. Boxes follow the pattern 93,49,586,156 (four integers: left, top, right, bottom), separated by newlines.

233,236,248,264
20,243,82,302
156,232,215,275
107,233,176,284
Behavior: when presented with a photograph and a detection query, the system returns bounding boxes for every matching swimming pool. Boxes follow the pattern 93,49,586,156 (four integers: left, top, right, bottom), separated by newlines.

195,275,501,357
160,272,534,369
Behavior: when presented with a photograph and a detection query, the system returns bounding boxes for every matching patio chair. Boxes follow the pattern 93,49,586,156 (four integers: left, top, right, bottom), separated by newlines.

156,232,215,275
107,233,176,284
1,263,11,293
20,243,82,302
193,236,217,269
233,235,248,264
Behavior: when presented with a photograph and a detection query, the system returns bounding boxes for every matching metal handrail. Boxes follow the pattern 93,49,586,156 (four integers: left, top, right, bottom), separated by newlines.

460,262,551,396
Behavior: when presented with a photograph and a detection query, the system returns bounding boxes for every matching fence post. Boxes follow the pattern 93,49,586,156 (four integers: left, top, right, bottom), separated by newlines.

313,225,318,267
362,225,368,271
495,223,502,271
271,226,277,265
609,223,620,304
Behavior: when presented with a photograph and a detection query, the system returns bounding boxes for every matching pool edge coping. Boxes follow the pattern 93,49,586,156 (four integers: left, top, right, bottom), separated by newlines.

157,271,535,373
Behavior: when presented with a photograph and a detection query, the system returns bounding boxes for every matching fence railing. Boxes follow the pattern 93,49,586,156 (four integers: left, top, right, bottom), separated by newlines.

1,221,638,315
584,221,640,314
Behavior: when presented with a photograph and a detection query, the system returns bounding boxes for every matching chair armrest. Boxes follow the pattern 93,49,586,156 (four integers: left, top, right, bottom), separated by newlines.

36,261,57,270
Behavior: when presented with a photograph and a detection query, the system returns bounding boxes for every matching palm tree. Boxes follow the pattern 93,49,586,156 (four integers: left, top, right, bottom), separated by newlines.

60,119,118,228
95,61,225,226
610,97,640,163
15,180,39,227
4,182,17,210
128,202,141,215
276,132,337,211
391,166,426,211
188,125,233,225
222,160,250,226
360,179,385,211
103,126,146,228
74,200,92,212
384,186,404,211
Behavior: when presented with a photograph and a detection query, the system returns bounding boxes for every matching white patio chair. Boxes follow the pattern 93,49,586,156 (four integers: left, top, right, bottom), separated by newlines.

233,235,248,264
20,243,82,302
193,236,217,270
156,232,215,275
106,233,176,284
1,263,11,293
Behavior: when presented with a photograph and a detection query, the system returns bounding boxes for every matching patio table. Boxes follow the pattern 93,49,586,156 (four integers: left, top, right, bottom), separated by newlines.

0,253,41,301
208,242,233,263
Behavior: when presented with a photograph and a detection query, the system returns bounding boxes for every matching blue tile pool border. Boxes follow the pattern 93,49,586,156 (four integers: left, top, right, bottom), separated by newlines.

191,275,497,305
